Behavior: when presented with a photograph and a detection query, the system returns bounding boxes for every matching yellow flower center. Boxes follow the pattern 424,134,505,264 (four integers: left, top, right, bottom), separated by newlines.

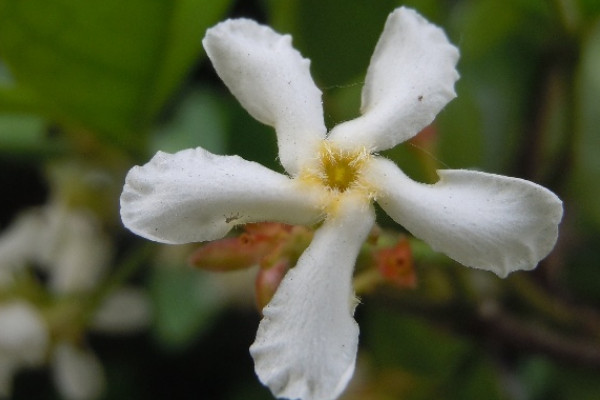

321,149,360,191
302,142,370,193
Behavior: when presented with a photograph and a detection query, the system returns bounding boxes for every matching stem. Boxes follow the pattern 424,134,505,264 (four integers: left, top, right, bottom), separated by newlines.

81,242,154,326
374,289,600,369
508,275,600,339
479,302,600,368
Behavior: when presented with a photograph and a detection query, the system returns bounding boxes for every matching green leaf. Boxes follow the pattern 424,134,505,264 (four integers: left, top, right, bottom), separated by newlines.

0,0,232,152
437,52,533,173
579,0,600,20
265,0,402,86
518,356,600,400
451,0,551,58
364,306,506,400
451,357,505,400
573,18,600,227
366,307,470,376
0,113,53,156
150,265,222,351
144,0,233,119
435,88,484,170
227,98,281,173
443,2,552,173
152,86,228,154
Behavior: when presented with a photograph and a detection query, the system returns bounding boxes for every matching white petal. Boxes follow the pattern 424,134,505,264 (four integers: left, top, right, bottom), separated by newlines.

120,147,323,244
328,7,459,151
0,205,110,293
203,19,326,175
368,158,563,277
52,343,104,400
91,288,151,334
0,208,47,281
0,301,48,366
250,197,375,400
45,207,110,294
0,358,17,398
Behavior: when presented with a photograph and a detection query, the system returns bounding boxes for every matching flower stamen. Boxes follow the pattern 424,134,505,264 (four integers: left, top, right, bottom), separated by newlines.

318,142,369,192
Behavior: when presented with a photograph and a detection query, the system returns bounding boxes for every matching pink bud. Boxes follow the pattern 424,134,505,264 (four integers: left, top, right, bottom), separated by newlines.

188,223,299,272
374,238,416,288
189,235,269,272
255,260,289,311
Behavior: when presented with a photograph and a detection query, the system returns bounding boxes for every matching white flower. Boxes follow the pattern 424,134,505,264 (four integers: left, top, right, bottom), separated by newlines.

0,301,48,397
90,287,152,334
51,342,105,400
0,301,48,366
120,7,562,400
0,204,110,294
0,204,150,400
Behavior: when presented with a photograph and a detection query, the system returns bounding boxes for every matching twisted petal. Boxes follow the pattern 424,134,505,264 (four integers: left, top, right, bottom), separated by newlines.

328,7,459,151
120,147,323,244
203,19,326,176
250,197,375,400
368,158,563,277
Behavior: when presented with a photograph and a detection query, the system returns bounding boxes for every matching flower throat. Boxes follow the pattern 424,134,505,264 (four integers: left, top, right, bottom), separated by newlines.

318,142,367,192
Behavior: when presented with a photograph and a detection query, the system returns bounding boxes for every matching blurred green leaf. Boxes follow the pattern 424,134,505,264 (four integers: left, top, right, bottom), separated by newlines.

518,356,600,400
0,0,232,152
265,0,401,85
445,0,551,173
227,98,281,173
0,86,42,115
572,18,600,227
364,307,507,400
579,0,600,19
436,88,484,170
366,308,470,376
152,86,228,154
451,357,505,400
381,139,437,184
564,230,600,304
518,356,557,400
451,0,551,58
438,52,532,172
0,113,55,155
150,265,222,351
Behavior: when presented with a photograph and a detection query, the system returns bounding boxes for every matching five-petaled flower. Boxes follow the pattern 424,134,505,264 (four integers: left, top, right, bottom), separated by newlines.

120,7,563,400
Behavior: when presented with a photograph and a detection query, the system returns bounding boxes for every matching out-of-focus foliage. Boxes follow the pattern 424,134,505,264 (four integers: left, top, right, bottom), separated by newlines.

0,0,599,399
573,19,600,228
0,0,231,152
150,260,222,351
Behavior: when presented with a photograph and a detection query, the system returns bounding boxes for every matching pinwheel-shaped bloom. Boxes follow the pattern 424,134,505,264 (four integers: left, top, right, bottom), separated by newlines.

120,7,562,400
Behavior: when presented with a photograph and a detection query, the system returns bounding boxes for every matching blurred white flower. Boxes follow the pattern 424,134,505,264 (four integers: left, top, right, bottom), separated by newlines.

0,301,48,397
0,203,109,293
91,287,152,334
0,301,48,365
52,342,105,400
120,7,562,400
0,202,150,399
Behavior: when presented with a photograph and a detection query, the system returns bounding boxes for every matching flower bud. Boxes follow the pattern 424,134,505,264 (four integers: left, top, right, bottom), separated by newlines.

374,238,416,288
255,260,289,311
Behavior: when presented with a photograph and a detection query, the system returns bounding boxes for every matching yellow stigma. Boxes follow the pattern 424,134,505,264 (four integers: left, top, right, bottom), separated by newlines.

318,142,367,192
